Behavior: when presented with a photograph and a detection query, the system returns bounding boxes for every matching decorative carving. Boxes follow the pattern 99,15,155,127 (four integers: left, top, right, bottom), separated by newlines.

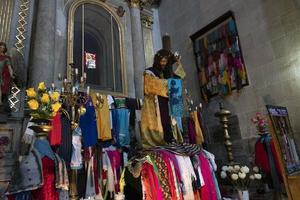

15,0,30,56
125,0,161,9
141,14,153,29
116,6,125,17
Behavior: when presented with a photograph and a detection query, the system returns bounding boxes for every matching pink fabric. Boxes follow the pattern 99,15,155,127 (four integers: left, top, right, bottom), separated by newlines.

106,150,121,193
48,113,62,146
141,162,163,200
159,152,179,200
199,153,218,200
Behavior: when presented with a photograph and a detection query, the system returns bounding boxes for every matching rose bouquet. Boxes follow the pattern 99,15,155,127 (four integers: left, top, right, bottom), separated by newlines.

25,82,61,120
251,112,269,135
220,164,262,191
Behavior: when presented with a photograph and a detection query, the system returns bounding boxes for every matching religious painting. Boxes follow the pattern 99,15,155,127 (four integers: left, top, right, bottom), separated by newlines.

266,105,300,175
85,52,96,69
190,11,249,102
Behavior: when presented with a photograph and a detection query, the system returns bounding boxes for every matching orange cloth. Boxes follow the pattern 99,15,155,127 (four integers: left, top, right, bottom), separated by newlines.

190,111,204,144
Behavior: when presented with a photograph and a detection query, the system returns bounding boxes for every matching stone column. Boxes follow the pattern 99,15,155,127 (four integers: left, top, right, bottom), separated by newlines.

29,0,56,87
127,0,146,98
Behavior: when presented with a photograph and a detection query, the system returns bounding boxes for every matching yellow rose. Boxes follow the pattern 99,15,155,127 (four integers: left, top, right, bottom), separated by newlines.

50,92,60,101
38,82,46,91
41,93,50,104
26,88,36,98
27,99,39,110
51,102,61,113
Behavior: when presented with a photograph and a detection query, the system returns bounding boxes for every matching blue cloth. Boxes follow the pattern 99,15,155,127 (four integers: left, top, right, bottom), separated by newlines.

79,99,98,147
175,117,183,132
33,139,55,160
111,109,130,147
168,79,184,117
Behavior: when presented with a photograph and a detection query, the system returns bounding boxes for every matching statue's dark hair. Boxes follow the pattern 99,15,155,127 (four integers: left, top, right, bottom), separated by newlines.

0,42,7,53
152,49,176,78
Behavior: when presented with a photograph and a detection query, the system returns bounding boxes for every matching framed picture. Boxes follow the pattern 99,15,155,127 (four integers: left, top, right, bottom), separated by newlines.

190,11,249,101
266,105,300,175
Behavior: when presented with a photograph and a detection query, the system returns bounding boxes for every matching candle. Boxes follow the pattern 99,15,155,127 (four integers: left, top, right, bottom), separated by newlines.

87,86,90,95
96,92,100,98
51,83,55,89
80,76,84,83
61,87,64,93
83,72,87,79
64,78,67,83
58,73,61,79
75,68,78,75
72,87,75,94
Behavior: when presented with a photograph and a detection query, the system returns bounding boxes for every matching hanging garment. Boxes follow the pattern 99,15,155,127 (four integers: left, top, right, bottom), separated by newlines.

31,157,59,200
190,111,204,145
91,93,112,141
175,155,196,200
141,70,168,148
48,112,62,146
168,79,184,117
202,150,222,200
102,150,115,197
34,139,55,160
54,154,69,191
188,118,197,144
58,113,73,169
106,150,122,193
111,109,130,147
123,167,143,200
70,127,83,169
150,153,172,200
6,149,43,195
79,99,98,147
85,156,96,199
140,162,164,200
199,153,218,200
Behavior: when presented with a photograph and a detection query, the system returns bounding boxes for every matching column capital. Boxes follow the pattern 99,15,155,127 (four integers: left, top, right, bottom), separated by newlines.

125,0,161,9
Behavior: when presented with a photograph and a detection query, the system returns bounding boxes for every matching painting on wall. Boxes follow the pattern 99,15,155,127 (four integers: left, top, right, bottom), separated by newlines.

190,11,249,102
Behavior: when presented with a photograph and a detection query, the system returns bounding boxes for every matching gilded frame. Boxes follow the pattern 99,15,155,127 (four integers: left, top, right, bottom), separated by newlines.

67,0,127,96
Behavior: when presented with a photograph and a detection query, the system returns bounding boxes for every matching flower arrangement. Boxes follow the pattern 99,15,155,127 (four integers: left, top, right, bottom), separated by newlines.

251,112,269,135
25,82,61,120
220,164,262,191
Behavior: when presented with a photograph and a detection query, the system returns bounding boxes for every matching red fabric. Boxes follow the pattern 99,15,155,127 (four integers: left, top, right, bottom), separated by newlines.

255,138,283,180
32,157,59,200
0,55,12,95
199,153,218,200
106,150,121,193
48,113,62,146
93,155,99,194
255,140,271,174
141,162,163,200
159,152,178,200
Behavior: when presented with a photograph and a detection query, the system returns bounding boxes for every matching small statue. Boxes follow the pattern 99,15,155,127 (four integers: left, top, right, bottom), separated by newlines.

0,42,14,108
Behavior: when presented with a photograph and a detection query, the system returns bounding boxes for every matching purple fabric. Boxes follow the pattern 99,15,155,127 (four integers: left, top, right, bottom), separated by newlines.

188,119,197,144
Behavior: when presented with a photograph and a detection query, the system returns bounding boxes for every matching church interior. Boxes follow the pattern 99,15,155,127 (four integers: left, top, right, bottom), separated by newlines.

0,0,300,199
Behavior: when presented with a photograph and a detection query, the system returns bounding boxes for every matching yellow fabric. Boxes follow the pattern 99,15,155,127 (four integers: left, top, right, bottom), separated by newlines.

144,73,168,97
91,93,112,141
190,111,204,144
141,71,168,148
119,169,126,194
174,63,186,79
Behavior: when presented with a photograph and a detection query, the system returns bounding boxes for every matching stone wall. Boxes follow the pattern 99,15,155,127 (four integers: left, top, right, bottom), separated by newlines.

158,0,300,163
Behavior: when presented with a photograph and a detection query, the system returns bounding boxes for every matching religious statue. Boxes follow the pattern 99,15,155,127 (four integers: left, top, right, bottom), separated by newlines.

140,49,184,148
0,42,14,109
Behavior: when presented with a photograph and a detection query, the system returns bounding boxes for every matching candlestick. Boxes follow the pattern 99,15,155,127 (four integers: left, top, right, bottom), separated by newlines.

87,86,90,95
75,68,78,75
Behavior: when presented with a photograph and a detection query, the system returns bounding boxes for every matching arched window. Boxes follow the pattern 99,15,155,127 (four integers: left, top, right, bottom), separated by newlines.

68,0,126,94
